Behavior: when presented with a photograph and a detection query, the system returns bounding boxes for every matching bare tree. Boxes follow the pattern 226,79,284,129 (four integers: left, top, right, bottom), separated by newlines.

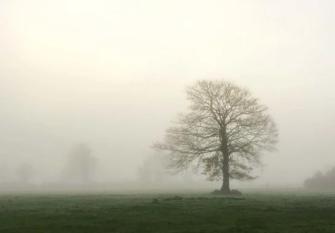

154,80,278,194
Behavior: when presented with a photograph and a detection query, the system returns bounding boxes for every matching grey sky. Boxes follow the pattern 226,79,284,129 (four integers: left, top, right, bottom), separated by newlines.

1,0,335,186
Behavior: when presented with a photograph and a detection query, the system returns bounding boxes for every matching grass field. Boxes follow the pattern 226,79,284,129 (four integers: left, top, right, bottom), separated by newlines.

1,192,335,233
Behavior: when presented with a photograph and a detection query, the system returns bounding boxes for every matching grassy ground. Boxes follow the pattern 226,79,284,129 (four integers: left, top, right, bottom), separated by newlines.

1,192,335,233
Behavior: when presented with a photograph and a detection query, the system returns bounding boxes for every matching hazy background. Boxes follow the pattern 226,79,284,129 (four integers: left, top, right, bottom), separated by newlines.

1,0,335,190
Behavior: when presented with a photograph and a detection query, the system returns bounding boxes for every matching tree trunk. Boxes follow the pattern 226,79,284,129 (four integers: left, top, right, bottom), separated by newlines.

220,152,230,193
219,125,230,194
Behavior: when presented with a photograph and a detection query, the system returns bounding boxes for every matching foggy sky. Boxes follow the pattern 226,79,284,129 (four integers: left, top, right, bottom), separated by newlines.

1,0,335,187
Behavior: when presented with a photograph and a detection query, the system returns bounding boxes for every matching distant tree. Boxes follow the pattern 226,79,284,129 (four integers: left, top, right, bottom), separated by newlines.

138,153,170,184
63,143,97,184
17,163,34,184
304,168,335,190
154,80,278,194
0,163,9,183
138,152,196,187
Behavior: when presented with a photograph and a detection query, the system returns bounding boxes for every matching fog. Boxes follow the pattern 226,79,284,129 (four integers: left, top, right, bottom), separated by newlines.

1,0,335,192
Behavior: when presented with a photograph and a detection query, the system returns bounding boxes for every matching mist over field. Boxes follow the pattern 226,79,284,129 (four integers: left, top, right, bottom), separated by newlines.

1,0,335,193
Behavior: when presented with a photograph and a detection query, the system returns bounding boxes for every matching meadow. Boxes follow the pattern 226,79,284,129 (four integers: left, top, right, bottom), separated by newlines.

0,192,335,233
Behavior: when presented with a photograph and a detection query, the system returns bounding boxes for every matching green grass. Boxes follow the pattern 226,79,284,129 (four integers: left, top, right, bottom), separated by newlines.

1,192,335,233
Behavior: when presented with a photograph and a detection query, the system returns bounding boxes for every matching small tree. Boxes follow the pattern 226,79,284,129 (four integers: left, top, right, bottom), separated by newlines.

63,143,97,184
154,80,278,193
17,163,34,184
304,168,335,190
138,153,170,184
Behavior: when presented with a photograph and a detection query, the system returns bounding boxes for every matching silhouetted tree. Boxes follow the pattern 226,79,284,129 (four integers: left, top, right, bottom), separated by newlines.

155,80,278,194
0,163,9,183
17,163,34,184
63,143,97,184
138,153,197,188
304,168,335,190
138,153,170,184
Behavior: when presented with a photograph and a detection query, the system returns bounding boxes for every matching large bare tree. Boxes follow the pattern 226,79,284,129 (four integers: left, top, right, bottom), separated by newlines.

154,80,278,193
